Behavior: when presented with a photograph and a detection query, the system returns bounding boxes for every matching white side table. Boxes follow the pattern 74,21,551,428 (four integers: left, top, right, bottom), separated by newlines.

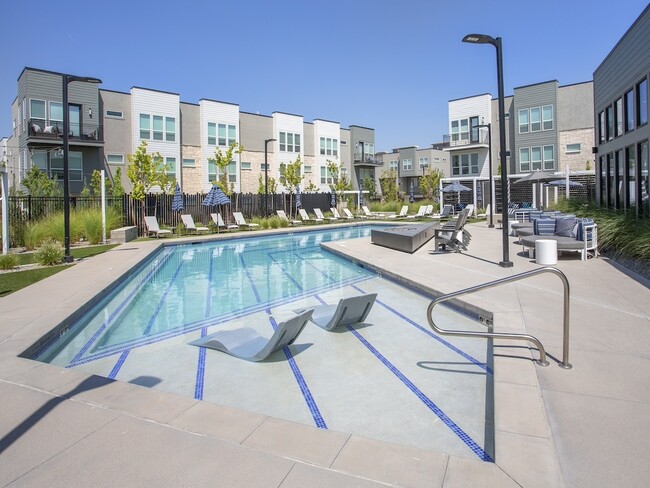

535,239,558,265
508,220,519,236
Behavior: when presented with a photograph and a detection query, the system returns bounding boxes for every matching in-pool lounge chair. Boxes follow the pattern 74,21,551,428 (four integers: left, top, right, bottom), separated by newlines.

277,209,302,226
189,310,313,362
181,214,209,234
144,216,173,238
233,212,260,230
211,213,239,232
295,293,377,331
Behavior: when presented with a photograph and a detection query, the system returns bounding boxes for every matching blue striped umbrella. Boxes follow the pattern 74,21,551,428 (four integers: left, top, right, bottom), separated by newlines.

202,184,231,207
331,191,336,207
171,182,184,211
359,190,364,207
409,181,415,203
295,185,302,209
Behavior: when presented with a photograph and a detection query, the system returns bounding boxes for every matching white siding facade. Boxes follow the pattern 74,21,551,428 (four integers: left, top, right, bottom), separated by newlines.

313,119,341,191
273,112,304,192
199,99,240,192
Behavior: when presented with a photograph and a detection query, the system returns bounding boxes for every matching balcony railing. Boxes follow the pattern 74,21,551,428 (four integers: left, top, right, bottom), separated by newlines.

28,118,104,143
353,153,383,166
442,132,489,148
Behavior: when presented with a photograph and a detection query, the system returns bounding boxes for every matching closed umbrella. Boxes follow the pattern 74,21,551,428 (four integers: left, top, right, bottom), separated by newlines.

295,185,301,218
171,182,184,234
331,190,336,208
409,181,414,204
358,190,364,208
476,183,483,207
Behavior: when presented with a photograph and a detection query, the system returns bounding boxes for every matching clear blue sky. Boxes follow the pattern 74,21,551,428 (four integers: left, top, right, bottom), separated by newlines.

1,0,647,152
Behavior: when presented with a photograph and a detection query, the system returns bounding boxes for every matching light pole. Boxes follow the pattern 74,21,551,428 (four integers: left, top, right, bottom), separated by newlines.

62,74,102,263
264,138,276,217
463,33,512,268
477,122,494,228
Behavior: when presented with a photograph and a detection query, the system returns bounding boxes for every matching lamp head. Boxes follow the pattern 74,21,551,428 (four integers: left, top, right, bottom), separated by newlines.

462,33,497,46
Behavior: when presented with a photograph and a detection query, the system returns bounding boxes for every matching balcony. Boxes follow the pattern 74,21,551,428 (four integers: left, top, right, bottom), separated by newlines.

27,118,104,145
353,153,383,166
442,131,489,149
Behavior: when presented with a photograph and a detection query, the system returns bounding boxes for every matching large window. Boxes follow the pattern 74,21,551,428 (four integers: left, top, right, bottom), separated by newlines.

543,145,555,170
139,114,150,140
30,99,46,122
625,89,635,132
615,98,624,137
451,153,479,176
389,160,398,170
531,147,542,170
279,132,300,152
450,118,471,142
542,105,553,130
31,150,48,172
165,157,176,178
599,111,605,143
208,159,237,183
208,123,216,145
606,105,614,141
518,109,529,134
153,115,163,140
320,166,333,184
640,141,648,216
319,137,338,156
519,148,530,172
419,157,429,169
218,124,236,146
530,107,541,132
165,117,176,142
402,159,412,171
626,146,636,207
470,116,479,143
51,151,83,181
638,79,648,126
451,120,459,142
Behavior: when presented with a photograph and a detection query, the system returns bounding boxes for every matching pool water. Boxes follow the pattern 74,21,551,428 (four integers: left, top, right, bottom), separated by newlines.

35,226,494,461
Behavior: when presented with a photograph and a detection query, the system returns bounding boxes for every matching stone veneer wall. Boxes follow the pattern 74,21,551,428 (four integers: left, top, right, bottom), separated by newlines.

181,145,204,193
559,128,595,173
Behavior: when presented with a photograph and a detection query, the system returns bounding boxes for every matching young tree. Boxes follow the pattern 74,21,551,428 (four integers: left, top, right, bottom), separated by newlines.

257,174,277,194
326,159,352,206
22,166,57,196
362,176,376,200
209,142,242,197
126,141,167,217
279,156,303,218
379,168,398,201
419,167,444,201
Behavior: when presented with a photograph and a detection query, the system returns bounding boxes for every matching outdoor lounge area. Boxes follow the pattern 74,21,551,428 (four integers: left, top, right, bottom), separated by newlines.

2,219,649,487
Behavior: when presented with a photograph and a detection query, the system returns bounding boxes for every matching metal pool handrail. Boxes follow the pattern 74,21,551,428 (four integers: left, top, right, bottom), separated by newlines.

426,267,572,369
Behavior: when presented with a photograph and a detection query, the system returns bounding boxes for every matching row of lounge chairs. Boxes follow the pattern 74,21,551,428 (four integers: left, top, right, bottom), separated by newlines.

190,293,378,362
144,212,257,237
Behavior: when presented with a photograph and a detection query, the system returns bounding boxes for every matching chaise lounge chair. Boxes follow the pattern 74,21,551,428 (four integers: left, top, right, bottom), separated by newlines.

181,214,210,234
295,293,377,330
233,211,260,230
406,205,427,219
388,205,409,219
211,213,239,232
189,310,313,362
144,216,173,238
314,208,337,222
431,204,453,220
342,208,357,219
277,209,302,226
299,208,322,224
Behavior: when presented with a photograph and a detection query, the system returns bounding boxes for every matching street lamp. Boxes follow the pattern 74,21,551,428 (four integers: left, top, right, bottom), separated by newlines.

62,74,102,263
462,33,513,268
264,138,276,217
476,122,494,228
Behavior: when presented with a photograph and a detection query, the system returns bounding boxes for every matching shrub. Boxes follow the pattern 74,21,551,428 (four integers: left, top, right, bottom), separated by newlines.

0,253,19,270
269,216,281,229
23,220,49,250
35,239,64,266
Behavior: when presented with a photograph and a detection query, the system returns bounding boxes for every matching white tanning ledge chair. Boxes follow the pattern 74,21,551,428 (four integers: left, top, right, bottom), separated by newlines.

296,293,377,331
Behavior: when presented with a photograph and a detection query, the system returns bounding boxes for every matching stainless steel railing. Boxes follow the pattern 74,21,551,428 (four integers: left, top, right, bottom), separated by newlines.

426,266,572,369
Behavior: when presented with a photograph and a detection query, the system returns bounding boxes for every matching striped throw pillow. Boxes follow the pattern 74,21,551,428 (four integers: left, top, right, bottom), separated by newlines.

534,218,556,236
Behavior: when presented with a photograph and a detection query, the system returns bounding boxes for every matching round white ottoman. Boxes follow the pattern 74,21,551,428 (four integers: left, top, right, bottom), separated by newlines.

535,239,558,266
508,220,519,236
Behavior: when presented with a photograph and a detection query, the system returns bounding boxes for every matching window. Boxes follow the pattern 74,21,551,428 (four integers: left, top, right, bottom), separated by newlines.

451,120,459,142
303,165,312,173
530,107,541,132
19,99,25,133
638,79,648,126
531,147,542,170
165,117,175,142
470,116,479,143
389,160,398,170
30,99,46,122
139,114,150,140
208,160,217,182
227,161,236,182
153,115,163,140
626,146,636,207
600,155,607,205
182,158,195,167
566,144,581,154
320,137,338,156
542,105,553,131
50,102,63,126
107,154,124,164
208,123,216,145
625,90,635,132
460,119,469,141
402,159,412,170
543,145,554,170
320,166,333,184
218,124,227,145
640,140,648,215
615,98,623,137
32,150,48,172
260,162,269,171
106,110,123,118
606,105,614,141
241,162,251,170
279,131,301,152
452,153,479,176
470,153,479,174
419,157,429,168
518,109,529,133
51,151,83,181
519,148,530,172
165,157,176,177
599,111,605,143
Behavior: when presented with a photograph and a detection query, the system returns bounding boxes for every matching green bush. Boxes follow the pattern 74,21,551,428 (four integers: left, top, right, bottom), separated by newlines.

35,239,64,266
23,220,49,250
0,253,19,270
269,216,281,229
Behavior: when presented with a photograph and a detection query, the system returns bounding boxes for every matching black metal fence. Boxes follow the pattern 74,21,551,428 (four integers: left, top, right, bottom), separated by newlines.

5,192,335,238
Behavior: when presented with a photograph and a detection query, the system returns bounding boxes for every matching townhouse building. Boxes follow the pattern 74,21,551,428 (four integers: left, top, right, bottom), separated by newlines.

7,67,377,197
375,145,449,197
593,3,649,218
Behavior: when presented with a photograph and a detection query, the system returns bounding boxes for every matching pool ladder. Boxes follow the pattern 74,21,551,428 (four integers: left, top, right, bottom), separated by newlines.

426,267,572,369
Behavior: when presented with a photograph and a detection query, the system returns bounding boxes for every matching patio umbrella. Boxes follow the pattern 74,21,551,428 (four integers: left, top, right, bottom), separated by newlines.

513,170,556,184
441,181,471,205
547,179,584,187
202,184,231,232
409,181,414,203
171,182,184,234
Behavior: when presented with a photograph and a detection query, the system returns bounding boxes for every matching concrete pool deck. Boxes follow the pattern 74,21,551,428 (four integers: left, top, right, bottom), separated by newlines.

1,221,649,487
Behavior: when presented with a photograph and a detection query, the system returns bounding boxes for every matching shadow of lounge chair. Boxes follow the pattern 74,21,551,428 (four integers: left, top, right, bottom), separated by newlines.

432,209,471,253
189,310,313,361
144,216,173,238
296,293,377,330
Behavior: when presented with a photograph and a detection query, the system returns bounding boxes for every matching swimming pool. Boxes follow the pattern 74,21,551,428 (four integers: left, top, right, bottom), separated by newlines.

35,225,494,461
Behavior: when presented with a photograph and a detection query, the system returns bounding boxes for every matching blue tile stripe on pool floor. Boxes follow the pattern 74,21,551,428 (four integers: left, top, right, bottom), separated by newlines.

267,311,327,429
345,324,493,462
194,328,208,400
108,350,130,380
267,252,303,291
351,284,492,375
